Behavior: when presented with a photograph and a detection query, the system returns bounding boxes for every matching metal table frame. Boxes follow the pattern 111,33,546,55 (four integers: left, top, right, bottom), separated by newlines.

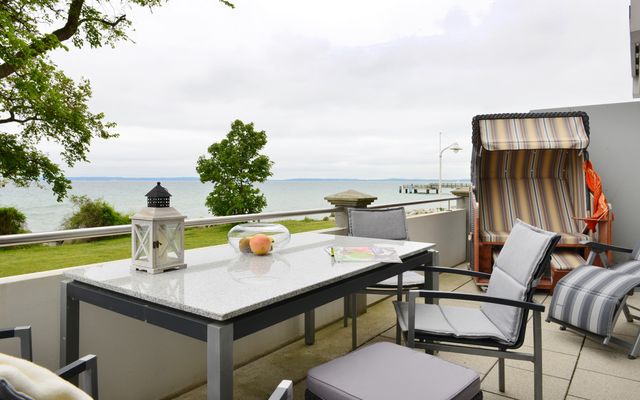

61,248,436,400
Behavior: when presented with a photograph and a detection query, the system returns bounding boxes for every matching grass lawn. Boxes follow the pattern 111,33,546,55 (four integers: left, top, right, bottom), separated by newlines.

0,219,335,278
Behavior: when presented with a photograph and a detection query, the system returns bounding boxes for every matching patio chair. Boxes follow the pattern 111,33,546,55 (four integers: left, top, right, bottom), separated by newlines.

0,326,98,399
268,380,293,400
470,112,613,291
305,342,482,400
343,207,433,349
546,240,640,359
394,220,560,400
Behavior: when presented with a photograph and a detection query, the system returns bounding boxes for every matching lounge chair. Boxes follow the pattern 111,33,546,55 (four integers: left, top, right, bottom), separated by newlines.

394,220,560,400
0,325,98,399
547,240,640,358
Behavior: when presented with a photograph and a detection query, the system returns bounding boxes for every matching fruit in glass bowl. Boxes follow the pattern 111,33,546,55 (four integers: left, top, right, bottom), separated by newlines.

228,223,290,255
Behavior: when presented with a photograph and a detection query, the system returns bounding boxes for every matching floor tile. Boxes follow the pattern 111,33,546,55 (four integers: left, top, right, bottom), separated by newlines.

482,365,569,400
505,346,578,380
568,368,640,400
577,341,640,382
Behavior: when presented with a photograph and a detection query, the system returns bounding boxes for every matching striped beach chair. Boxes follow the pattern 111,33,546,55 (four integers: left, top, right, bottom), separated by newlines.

470,112,613,291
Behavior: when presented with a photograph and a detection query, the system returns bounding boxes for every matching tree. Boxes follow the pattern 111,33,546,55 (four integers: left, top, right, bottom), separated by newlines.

197,120,273,216
62,195,130,230
0,0,233,201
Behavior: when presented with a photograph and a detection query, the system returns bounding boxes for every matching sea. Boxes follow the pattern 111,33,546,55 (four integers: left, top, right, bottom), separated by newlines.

0,179,468,233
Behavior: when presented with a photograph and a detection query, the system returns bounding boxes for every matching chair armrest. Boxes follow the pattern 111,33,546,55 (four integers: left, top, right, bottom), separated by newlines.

0,326,32,361
409,290,545,312
581,241,632,254
424,266,492,280
57,354,99,399
268,380,293,400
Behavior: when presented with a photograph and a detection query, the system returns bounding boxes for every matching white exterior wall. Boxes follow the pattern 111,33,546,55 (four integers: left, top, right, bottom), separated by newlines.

534,101,640,256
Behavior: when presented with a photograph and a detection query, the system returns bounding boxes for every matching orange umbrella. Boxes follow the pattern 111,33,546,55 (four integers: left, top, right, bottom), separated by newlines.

582,160,612,232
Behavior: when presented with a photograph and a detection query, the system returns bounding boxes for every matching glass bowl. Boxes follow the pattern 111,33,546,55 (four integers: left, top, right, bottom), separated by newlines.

227,223,291,255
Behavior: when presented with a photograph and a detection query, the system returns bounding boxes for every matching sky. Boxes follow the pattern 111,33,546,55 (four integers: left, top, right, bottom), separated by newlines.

46,0,634,180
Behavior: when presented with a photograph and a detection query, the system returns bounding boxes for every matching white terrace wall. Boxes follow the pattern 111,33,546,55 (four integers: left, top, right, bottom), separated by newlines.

0,210,466,399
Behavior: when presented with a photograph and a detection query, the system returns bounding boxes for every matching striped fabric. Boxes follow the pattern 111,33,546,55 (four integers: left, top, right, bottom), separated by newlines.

478,117,589,151
612,260,640,277
549,266,640,337
478,149,589,245
551,251,587,271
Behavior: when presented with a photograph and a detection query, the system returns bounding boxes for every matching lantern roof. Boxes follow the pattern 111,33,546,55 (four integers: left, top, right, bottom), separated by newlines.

146,182,172,198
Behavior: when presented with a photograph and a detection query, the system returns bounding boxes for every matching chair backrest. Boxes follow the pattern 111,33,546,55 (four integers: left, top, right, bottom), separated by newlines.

481,220,560,343
347,207,409,241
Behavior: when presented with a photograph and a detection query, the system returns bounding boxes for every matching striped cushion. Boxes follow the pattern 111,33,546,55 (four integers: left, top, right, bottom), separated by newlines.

478,116,589,151
477,149,589,244
549,266,640,337
611,260,640,277
482,229,588,245
551,251,587,271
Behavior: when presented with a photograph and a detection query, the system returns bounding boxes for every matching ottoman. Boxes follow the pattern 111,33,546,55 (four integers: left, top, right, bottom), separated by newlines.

306,342,482,400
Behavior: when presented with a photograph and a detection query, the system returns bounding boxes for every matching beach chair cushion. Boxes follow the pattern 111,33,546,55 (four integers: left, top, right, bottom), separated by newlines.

481,220,558,342
477,149,588,245
347,207,408,241
306,342,481,400
550,250,587,271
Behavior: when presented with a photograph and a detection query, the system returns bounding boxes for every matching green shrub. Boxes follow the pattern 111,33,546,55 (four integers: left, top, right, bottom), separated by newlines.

0,207,28,235
62,195,130,230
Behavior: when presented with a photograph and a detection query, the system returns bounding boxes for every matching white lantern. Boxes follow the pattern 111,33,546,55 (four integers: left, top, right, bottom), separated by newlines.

131,182,186,274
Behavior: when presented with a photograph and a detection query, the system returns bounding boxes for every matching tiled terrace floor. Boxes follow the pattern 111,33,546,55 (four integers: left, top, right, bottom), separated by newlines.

176,265,640,400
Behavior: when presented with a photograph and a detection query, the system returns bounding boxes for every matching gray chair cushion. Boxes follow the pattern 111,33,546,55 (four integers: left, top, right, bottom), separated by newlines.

373,271,424,287
347,207,408,241
0,380,32,400
307,342,481,400
481,220,557,343
394,302,508,342
611,260,640,277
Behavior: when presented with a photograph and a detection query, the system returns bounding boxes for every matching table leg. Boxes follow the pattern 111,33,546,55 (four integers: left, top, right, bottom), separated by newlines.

207,323,234,400
396,271,403,344
60,281,79,374
425,250,440,305
304,310,315,345
351,293,358,350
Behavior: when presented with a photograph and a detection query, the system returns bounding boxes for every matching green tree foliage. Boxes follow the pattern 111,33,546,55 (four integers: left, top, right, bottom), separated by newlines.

62,195,130,229
197,120,273,216
0,0,233,201
0,207,27,234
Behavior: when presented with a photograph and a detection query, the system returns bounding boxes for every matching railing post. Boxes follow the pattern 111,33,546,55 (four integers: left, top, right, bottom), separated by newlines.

451,187,471,262
324,190,377,234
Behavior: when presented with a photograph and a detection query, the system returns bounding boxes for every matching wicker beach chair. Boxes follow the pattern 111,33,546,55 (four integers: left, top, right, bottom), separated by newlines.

470,112,613,290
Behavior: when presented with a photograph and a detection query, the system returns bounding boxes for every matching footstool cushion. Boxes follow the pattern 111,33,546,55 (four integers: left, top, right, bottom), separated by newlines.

306,342,481,400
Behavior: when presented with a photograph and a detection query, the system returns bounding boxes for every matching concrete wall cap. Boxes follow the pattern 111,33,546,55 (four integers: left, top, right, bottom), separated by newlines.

324,190,377,207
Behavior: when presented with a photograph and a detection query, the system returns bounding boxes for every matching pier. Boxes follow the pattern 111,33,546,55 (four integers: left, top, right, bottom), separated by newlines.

400,182,471,194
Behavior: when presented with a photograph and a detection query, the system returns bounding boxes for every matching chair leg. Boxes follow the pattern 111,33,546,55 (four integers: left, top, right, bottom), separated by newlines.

351,293,357,350
623,304,634,323
498,357,505,392
533,311,543,400
343,295,349,327
629,329,640,359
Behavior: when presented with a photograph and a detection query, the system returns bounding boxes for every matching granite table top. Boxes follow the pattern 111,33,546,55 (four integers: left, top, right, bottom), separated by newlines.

64,232,434,321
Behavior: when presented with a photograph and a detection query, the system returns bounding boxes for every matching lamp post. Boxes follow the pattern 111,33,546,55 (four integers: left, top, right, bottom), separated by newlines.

438,132,462,195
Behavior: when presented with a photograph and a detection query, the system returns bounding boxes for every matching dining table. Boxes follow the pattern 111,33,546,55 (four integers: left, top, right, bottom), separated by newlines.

61,231,437,399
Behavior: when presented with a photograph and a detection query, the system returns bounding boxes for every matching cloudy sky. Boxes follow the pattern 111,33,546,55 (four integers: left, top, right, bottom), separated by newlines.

50,0,634,180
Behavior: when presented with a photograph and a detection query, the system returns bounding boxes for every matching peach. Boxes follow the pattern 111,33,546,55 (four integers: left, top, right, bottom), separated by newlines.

238,237,252,253
249,234,273,255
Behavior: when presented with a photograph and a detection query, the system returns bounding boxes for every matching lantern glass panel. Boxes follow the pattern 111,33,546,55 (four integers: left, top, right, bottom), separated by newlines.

133,223,151,263
157,222,182,265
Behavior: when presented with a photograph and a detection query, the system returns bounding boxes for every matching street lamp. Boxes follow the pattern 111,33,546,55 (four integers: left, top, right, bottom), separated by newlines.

439,132,462,195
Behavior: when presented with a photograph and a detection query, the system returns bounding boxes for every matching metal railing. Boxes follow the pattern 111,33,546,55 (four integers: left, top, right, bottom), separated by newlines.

0,196,461,248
